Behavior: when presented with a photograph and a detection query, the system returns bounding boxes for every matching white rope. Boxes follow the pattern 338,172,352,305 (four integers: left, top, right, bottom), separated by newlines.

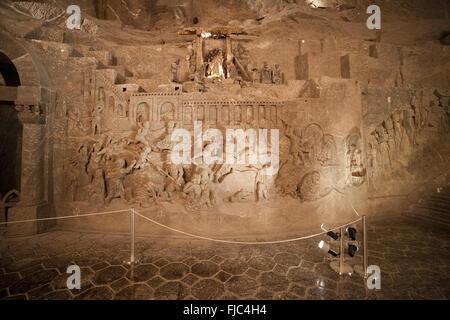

0,208,129,226
0,200,365,245
134,210,362,245
350,202,360,217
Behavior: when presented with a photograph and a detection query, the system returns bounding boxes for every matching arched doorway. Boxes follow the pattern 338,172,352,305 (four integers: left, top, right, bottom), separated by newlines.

0,51,22,198
0,31,55,235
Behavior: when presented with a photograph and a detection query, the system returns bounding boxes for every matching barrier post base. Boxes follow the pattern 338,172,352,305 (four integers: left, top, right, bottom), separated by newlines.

330,260,353,275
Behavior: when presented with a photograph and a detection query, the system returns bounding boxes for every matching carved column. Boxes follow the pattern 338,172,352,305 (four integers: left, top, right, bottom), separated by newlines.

6,104,47,236
225,33,232,78
15,104,46,205
195,34,204,79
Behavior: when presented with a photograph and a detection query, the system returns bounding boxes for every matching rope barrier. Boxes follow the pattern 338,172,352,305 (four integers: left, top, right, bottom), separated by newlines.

0,208,129,226
1,200,365,245
134,210,362,245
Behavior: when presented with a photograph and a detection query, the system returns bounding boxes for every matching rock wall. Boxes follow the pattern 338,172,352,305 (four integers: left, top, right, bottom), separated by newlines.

1,1,449,237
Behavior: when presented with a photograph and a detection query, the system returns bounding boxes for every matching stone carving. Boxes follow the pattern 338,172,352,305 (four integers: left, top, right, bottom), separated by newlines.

163,163,185,201
374,124,392,173
250,64,260,84
285,124,311,166
15,104,45,124
133,121,152,168
92,105,103,135
392,110,406,152
345,132,366,187
186,43,196,79
383,117,395,151
89,142,107,201
366,135,378,190
403,107,417,148
260,61,273,84
104,156,136,204
171,59,180,83
277,120,340,200
318,134,337,166
366,91,450,190
205,49,225,79
297,171,321,202
67,144,90,201
183,166,216,211
272,64,284,85
283,121,337,168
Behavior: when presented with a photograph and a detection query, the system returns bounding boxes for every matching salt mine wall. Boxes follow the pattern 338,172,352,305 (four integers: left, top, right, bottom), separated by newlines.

0,0,449,238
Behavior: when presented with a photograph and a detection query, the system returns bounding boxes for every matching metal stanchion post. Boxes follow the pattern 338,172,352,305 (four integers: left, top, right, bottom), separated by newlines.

131,207,135,264
339,227,344,275
363,215,367,278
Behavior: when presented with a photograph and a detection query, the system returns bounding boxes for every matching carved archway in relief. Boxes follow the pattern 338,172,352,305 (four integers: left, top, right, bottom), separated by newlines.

0,52,21,197
160,102,175,121
0,32,55,233
136,102,150,123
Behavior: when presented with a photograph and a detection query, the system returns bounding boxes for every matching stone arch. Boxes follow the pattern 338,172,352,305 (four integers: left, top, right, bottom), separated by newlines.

0,32,55,235
0,51,20,86
2,189,20,204
136,102,150,123
160,101,175,121
0,51,22,197
0,32,51,90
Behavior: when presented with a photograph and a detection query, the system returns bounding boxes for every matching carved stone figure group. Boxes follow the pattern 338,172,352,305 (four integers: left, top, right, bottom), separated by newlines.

250,62,284,85
67,120,272,210
366,91,450,188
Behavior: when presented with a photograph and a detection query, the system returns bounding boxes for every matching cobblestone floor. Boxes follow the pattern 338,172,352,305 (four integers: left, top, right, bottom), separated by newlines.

0,215,449,300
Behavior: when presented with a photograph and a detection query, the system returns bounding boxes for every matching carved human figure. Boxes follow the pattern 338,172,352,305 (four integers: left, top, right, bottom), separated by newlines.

92,105,103,135
260,62,273,84
199,166,215,208
68,145,90,201
250,64,259,84
134,121,152,168
431,104,450,133
171,59,180,83
255,170,268,201
383,117,395,152
272,64,283,85
156,121,177,151
375,125,392,174
318,135,336,166
392,111,406,153
164,163,184,201
410,91,422,132
87,141,106,201
285,125,311,165
367,135,379,190
403,107,417,148
345,143,365,186
104,157,136,204
183,172,202,199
